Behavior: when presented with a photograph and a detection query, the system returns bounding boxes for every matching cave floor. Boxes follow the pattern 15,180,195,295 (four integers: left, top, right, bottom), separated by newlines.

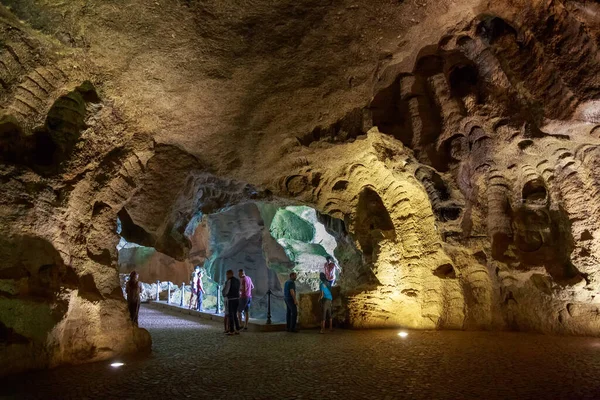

3,306,600,400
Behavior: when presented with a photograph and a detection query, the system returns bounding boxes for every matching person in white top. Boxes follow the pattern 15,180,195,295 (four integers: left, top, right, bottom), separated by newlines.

189,266,201,310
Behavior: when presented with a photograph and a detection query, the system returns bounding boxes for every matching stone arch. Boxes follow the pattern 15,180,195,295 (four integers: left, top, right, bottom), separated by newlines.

354,186,395,260
414,45,444,77
369,73,414,147
522,178,548,205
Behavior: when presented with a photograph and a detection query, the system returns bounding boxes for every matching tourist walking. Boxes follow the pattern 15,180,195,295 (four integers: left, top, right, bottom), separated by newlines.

284,272,298,332
126,271,142,326
223,270,241,335
189,266,201,310
196,268,205,311
319,272,333,334
238,269,254,330
323,256,339,286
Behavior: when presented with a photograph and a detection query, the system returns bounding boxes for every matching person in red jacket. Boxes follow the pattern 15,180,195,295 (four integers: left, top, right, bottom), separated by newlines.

323,256,339,286
237,269,254,330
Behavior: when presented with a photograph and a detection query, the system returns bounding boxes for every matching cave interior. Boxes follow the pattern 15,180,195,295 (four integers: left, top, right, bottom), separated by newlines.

3,0,600,378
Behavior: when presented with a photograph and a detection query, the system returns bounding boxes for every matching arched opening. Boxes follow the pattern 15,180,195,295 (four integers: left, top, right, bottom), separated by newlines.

354,187,395,259
369,74,414,147
414,46,444,77
117,201,354,323
522,179,548,205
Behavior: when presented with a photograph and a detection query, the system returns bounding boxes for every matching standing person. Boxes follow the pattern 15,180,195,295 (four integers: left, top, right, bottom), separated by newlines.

223,270,241,335
237,269,254,330
323,256,339,286
319,272,333,334
284,272,298,333
126,271,142,326
196,268,205,312
189,266,201,310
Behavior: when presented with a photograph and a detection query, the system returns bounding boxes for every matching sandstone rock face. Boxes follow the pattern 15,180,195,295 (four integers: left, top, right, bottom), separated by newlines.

3,0,600,373
119,247,192,285
0,8,153,375
117,214,210,286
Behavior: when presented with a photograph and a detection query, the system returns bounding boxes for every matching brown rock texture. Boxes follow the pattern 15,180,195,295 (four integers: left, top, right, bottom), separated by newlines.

3,0,600,373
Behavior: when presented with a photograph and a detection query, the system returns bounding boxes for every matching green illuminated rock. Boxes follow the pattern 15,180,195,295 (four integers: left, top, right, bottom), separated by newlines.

270,209,315,242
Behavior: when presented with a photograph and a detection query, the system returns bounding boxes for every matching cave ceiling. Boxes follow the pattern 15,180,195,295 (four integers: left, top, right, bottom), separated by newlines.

0,0,484,178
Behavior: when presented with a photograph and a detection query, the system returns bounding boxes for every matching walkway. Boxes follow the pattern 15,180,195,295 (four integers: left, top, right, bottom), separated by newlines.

2,305,600,399
149,301,286,331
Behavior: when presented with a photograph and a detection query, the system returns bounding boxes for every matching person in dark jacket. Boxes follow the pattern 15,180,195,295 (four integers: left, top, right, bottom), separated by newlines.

284,272,298,332
223,269,241,335
126,271,142,326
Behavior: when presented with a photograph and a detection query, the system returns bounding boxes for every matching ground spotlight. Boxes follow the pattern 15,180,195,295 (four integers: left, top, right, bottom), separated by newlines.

110,362,125,368
398,331,408,338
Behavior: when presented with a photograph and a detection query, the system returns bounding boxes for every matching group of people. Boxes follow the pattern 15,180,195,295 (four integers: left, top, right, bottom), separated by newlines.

222,269,255,335
189,266,205,311
125,255,339,335
283,256,339,333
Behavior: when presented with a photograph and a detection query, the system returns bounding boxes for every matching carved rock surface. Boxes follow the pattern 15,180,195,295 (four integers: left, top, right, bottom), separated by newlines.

4,0,600,374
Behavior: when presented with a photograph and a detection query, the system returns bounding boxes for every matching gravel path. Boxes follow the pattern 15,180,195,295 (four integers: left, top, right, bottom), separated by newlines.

2,304,600,399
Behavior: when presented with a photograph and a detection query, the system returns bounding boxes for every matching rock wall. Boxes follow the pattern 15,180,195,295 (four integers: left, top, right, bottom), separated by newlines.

4,0,600,374
119,247,190,285
117,216,210,285
279,1,600,333
0,10,151,375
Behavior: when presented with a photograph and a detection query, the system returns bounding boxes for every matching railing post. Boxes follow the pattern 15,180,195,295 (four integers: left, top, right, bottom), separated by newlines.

167,282,171,304
180,282,185,307
216,284,221,314
266,289,272,325
156,280,160,302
